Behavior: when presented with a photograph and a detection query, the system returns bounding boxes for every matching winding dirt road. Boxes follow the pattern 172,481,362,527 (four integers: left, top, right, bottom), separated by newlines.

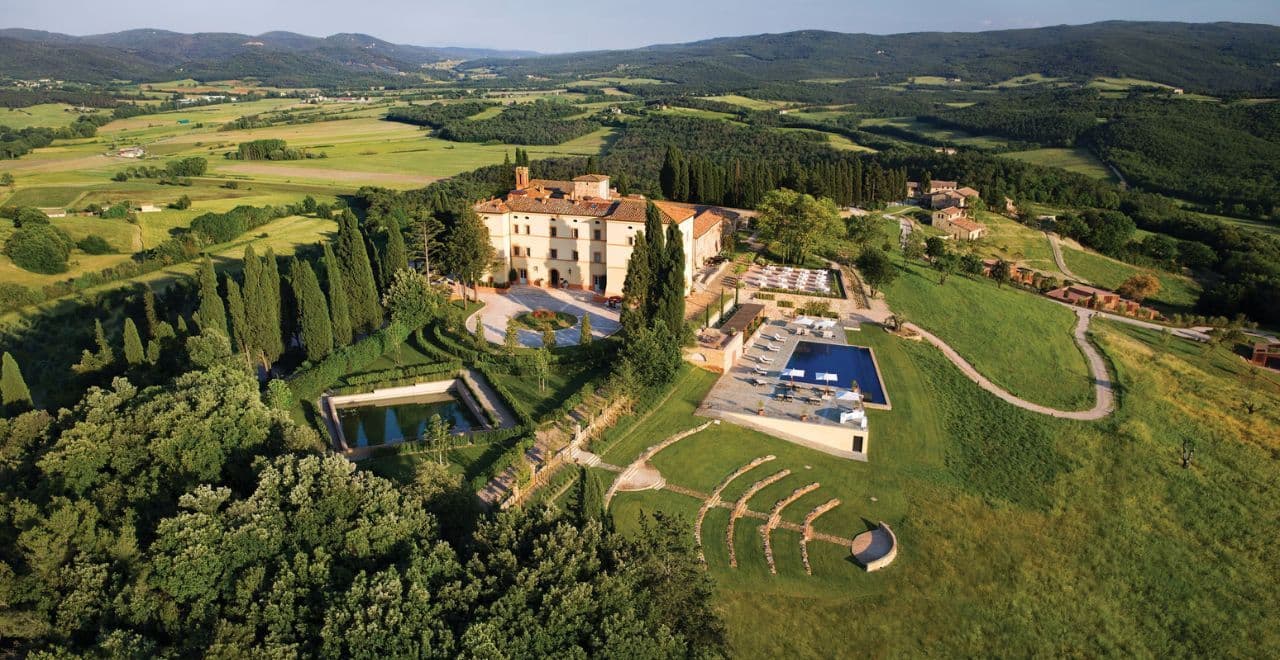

904,307,1115,421
1046,232,1088,284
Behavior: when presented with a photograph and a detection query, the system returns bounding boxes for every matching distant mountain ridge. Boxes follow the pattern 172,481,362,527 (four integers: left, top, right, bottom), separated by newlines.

0,28,538,86
1,22,1278,94
469,21,1280,95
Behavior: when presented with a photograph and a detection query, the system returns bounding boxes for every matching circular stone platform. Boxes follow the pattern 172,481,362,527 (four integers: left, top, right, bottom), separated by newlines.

850,522,898,571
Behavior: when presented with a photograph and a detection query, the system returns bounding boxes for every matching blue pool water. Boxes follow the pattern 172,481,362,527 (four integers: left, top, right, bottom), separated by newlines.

782,342,888,405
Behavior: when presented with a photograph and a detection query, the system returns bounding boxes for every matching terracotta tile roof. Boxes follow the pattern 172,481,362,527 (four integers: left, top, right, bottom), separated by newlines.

651,200,697,224
693,209,728,238
525,178,574,195
935,206,965,219
948,217,985,232
573,174,610,182
956,186,981,198
930,179,958,189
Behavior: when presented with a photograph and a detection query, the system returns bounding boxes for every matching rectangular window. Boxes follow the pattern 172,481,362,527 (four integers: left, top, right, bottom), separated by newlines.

628,235,635,246
593,229,602,241
593,252,602,263
550,249,558,260
524,225,531,234
571,228,579,239
572,250,579,261
550,227,558,238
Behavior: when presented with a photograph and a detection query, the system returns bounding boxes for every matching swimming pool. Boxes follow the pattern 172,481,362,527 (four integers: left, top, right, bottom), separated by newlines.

782,342,888,405
338,393,481,447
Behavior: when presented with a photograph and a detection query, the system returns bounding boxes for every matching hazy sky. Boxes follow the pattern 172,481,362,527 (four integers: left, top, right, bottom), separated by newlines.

7,0,1280,52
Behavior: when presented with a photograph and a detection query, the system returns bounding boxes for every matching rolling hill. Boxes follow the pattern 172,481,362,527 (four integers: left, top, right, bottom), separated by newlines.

467,22,1280,95
0,28,537,86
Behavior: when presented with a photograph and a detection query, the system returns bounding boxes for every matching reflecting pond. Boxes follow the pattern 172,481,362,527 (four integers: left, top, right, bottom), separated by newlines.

337,393,481,447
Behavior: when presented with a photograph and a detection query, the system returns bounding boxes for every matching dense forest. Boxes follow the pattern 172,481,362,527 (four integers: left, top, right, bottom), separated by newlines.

437,101,600,145
916,91,1280,219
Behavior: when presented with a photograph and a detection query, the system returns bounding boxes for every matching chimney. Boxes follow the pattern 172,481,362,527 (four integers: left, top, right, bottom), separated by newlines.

514,166,530,190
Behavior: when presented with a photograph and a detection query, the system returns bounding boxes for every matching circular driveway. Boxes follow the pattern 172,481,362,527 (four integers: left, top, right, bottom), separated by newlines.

466,286,621,347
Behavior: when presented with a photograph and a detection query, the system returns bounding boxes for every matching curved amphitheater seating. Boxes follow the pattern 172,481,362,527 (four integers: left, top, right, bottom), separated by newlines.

726,470,790,567
761,483,820,574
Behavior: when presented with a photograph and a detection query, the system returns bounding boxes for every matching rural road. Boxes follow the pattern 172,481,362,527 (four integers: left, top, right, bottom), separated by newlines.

904,307,1115,421
1046,232,1088,283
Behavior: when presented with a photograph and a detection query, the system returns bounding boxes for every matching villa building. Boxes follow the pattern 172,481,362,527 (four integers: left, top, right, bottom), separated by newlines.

1249,341,1280,368
474,167,732,296
1045,284,1159,320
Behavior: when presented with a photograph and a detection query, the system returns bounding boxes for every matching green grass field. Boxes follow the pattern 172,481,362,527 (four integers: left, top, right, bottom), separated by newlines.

1003,147,1116,181
971,211,1064,275
882,259,1094,409
0,104,99,129
1059,245,1201,311
860,116,1008,149
604,319,1280,657
706,95,791,111
989,73,1067,88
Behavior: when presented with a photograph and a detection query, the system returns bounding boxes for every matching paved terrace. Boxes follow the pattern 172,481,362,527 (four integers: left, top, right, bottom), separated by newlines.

699,318,870,460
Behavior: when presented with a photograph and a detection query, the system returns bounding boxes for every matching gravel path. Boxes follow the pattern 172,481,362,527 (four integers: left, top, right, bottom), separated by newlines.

1046,232,1087,283
905,307,1115,421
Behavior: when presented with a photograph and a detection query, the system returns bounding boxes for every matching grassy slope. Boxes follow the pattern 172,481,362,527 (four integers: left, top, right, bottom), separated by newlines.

608,321,1280,657
1003,147,1116,181
1060,245,1201,311
882,259,1094,410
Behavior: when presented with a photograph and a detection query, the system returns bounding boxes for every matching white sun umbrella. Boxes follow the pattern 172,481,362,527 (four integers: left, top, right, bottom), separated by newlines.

794,316,814,326
814,318,838,329
837,389,863,402
781,367,804,388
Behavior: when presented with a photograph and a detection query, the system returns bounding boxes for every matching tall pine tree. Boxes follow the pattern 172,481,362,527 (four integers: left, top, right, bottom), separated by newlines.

291,258,334,362
323,243,353,346
336,210,382,334
0,351,33,412
194,258,226,337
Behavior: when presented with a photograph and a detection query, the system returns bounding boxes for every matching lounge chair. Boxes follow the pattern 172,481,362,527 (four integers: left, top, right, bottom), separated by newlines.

757,355,774,364
762,343,780,352
764,332,784,342
753,366,770,376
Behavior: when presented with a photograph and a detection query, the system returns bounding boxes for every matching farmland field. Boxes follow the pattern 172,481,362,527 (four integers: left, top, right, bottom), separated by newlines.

1003,147,1116,181
860,116,1008,149
1059,244,1201,311
0,103,96,129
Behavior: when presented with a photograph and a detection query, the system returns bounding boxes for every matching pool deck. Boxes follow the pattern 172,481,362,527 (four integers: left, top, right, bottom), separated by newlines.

697,319,876,461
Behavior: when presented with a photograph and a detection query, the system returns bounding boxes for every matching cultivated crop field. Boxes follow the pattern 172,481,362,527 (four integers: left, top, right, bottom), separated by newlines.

1003,147,1117,181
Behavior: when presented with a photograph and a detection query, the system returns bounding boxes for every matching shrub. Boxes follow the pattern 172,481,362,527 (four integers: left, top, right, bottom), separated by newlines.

0,282,42,312
5,224,74,274
778,300,794,308
76,235,113,254
14,207,49,228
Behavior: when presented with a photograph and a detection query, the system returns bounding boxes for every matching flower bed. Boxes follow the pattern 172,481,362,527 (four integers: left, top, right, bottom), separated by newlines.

511,309,577,332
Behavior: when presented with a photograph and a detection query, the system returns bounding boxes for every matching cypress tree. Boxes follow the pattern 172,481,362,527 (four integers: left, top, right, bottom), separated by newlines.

1,351,33,412
291,258,333,362
122,318,145,366
336,210,382,334
384,223,407,285
643,202,666,320
225,276,250,355
194,258,226,336
579,312,592,345
657,223,687,337
242,246,269,366
324,243,353,346
620,232,651,336
660,146,681,198
261,248,285,363
142,288,159,338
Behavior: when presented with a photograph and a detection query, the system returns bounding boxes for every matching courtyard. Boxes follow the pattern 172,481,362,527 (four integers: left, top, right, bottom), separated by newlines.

466,285,621,347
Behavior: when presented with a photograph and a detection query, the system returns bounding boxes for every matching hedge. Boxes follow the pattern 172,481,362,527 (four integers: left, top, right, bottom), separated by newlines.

287,321,412,401
341,359,463,387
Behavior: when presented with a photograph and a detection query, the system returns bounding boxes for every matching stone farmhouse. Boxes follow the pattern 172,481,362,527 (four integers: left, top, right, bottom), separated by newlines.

932,206,988,240
474,167,733,296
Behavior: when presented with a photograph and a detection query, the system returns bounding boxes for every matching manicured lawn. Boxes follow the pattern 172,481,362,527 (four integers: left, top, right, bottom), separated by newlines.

1060,245,1201,311
606,315,1280,657
706,95,790,111
511,309,576,331
1003,147,1116,181
881,258,1095,410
